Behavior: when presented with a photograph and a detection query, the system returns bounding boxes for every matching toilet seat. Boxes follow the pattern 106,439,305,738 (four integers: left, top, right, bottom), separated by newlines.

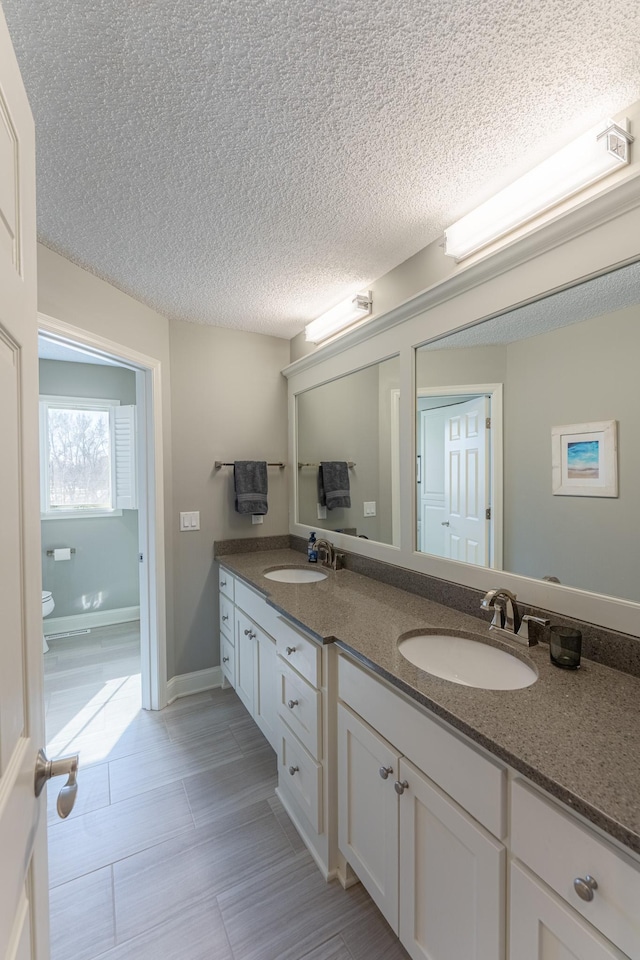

42,590,53,603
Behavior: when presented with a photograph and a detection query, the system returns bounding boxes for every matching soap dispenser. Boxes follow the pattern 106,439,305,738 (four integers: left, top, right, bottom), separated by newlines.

308,531,318,563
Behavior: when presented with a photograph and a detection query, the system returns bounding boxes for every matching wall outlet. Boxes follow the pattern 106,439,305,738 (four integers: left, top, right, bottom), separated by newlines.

317,503,327,519
363,501,377,517
179,511,200,531
252,514,264,524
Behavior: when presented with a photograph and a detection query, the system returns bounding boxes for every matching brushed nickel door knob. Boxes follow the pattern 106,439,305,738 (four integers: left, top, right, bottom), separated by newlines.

286,646,296,655
287,699,299,709
288,765,299,776
379,766,393,780
394,779,409,796
574,875,598,901
34,748,79,819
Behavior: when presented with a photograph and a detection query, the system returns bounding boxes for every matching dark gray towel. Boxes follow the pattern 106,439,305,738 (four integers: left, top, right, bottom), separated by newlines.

319,461,351,510
234,461,268,515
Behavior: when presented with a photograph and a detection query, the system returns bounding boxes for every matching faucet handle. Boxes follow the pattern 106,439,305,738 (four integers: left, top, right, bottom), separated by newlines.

517,615,550,644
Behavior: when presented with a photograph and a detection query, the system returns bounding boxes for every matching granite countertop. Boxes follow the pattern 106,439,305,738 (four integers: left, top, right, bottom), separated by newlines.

218,548,640,857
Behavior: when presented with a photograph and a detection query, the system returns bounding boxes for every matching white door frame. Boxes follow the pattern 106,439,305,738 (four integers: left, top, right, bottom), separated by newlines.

37,312,167,710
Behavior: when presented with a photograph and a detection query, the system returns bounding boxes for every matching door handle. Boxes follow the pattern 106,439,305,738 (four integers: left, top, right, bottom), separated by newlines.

34,749,79,819
441,521,450,526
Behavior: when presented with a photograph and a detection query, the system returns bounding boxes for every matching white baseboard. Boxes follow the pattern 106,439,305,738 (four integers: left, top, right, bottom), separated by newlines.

166,666,223,704
44,605,140,636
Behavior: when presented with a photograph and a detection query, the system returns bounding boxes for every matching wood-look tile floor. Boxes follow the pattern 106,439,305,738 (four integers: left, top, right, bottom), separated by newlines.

44,624,409,960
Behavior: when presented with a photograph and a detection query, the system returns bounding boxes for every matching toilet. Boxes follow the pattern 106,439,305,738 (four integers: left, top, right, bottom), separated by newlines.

42,590,55,653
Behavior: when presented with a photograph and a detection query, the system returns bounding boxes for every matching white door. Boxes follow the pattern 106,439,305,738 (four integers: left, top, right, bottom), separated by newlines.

255,631,277,751
510,863,628,960
0,9,50,959
418,407,448,555
235,610,256,715
337,703,400,933
398,757,505,960
444,396,490,565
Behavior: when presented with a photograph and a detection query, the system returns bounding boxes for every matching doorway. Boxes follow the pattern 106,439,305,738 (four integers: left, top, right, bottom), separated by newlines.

37,317,167,714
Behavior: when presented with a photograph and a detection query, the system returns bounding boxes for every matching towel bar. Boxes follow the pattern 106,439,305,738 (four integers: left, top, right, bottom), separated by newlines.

215,461,285,469
298,461,356,469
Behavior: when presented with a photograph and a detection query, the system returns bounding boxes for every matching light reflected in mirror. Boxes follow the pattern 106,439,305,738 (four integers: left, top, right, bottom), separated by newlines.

415,260,640,603
297,355,400,545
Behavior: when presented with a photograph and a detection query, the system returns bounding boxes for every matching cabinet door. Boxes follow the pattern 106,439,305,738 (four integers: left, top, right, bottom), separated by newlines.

337,703,401,933
398,757,505,960
235,611,256,714
510,862,628,960
255,632,278,751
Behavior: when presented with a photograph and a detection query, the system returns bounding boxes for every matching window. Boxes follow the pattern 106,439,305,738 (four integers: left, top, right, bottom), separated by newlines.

40,396,137,518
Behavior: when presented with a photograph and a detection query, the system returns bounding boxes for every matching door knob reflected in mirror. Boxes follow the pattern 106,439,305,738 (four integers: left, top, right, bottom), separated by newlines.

34,749,79,819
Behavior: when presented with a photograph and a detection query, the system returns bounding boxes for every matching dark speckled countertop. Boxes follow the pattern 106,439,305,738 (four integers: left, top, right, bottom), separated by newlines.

219,548,640,857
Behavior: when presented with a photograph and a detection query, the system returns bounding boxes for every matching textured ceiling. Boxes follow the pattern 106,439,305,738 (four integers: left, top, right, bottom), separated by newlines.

4,0,640,339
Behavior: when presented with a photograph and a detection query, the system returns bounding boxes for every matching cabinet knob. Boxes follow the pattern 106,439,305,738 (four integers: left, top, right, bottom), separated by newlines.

394,779,409,796
220,580,227,587
222,614,229,622
244,628,256,639
286,646,296,656
574,875,598,902
287,699,299,709
379,765,393,780
288,765,299,776
222,656,229,663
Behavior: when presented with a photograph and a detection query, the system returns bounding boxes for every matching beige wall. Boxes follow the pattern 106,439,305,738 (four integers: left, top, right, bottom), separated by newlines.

169,320,289,675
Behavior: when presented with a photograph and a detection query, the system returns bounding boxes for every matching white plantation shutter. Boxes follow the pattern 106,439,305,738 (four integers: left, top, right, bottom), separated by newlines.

114,404,137,509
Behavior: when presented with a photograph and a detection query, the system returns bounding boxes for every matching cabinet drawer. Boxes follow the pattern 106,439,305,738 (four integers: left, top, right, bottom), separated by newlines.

218,566,234,601
338,654,506,839
278,727,322,833
221,631,235,687
511,779,640,959
219,593,234,635
277,660,321,759
276,617,321,688
235,579,280,636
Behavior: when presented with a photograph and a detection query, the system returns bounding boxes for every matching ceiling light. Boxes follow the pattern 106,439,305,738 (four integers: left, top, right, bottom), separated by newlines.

444,118,634,262
305,292,373,343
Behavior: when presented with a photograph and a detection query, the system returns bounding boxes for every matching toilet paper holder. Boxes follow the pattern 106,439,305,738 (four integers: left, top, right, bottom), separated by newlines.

46,548,76,558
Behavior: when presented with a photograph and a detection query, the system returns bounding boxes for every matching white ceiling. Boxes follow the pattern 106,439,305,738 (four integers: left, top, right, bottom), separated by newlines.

5,0,640,339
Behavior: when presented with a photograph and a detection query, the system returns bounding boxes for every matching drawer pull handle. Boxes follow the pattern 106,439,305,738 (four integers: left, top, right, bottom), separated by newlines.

244,629,256,639
288,765,299,776
286,646,296,656
574,876,598,902
222,614,229,622
287,699,299,709
223,656,229,663
394,779,409,796
379,765,393,780
220,580,227,587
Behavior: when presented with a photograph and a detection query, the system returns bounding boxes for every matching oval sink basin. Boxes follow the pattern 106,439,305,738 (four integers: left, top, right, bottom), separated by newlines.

398,633,537,690
264,567,328,584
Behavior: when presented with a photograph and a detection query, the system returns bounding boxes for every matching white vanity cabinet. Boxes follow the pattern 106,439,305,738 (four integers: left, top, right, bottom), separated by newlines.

510,779,640,960
217,567,278,752
337,655,506,960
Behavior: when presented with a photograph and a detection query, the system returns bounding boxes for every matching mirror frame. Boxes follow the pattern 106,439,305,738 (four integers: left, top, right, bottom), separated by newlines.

284,176,640,637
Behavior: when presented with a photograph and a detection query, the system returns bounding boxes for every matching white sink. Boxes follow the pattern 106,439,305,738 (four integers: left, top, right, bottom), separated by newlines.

398,633,537,690
264,567,328,584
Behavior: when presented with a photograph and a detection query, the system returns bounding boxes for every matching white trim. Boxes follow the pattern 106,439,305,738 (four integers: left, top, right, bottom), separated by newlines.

44,606,140,636
166,667,223,703
38,314,168,710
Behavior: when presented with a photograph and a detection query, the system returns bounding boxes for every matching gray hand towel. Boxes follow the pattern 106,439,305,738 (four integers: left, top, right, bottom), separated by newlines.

319,461,351,510
234,461,268,515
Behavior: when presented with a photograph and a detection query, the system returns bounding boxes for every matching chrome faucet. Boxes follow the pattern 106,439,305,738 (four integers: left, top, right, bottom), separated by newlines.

480,588,550,646
480,588,522,635
314,538,344,571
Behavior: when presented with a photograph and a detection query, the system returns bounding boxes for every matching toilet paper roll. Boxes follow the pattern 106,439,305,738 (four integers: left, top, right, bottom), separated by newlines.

53,548,71,561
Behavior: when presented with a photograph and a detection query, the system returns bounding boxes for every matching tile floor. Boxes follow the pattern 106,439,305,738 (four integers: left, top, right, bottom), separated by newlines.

44,623,408,960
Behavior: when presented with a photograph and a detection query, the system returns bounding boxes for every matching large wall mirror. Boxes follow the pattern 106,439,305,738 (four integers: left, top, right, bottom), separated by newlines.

296,355,400,546
415,260,640,603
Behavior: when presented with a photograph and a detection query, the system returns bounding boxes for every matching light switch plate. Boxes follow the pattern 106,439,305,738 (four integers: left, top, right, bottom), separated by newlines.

252,514,264,524
363,501,377,517
317,503,327,520
180,511,200,531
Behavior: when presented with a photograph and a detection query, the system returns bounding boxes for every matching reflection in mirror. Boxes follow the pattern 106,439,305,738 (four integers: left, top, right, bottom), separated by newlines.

297,356,400,546
416,260,640,602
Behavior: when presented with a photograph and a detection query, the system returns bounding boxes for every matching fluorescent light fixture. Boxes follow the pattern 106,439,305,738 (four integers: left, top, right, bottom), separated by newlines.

444,118,634,262
305,291,373,343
